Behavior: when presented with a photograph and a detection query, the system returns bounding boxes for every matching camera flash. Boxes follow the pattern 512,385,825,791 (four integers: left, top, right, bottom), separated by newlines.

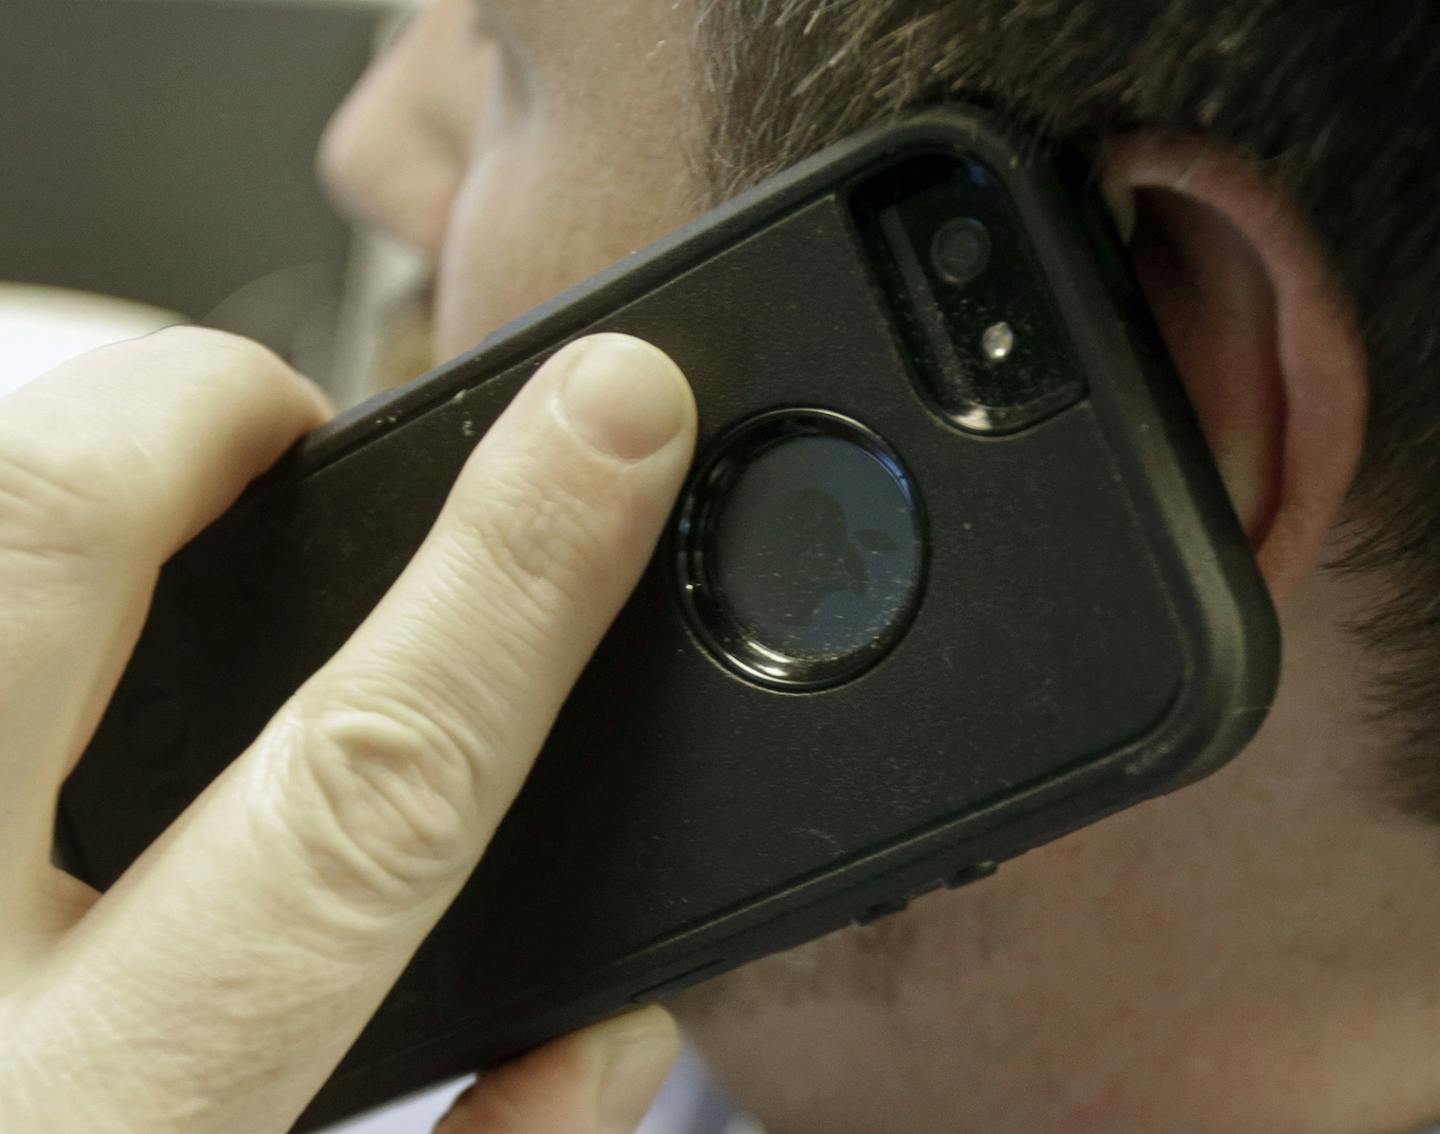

981,322,1015,361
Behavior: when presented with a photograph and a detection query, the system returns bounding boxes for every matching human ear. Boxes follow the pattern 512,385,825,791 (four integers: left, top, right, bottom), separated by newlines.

1099,135,1369,604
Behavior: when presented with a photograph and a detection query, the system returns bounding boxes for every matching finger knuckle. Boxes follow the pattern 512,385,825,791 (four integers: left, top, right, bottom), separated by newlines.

148,326,302,406
263,682,495,911
452,462,601,611
150,324,279,372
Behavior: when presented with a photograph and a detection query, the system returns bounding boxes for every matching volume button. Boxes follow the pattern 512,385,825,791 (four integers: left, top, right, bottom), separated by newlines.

855,897,910,926
944,860,998,890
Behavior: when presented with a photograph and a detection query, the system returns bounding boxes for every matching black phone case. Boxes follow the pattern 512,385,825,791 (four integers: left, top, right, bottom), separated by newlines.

59,107,1279,1130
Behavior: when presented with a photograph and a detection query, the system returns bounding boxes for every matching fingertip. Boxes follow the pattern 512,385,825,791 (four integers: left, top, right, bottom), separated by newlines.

589,1003,682,1053
296,373,337,424
592,1006,683,1134
433,1009,681,1134
553,334,695,462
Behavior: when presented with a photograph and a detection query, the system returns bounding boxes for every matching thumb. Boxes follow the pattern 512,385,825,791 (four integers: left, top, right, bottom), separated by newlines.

437,1007,683,1134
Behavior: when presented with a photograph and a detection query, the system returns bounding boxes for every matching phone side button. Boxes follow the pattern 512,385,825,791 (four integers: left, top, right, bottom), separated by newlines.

629,958,732,1004
944,860,999,890
855,897,910,926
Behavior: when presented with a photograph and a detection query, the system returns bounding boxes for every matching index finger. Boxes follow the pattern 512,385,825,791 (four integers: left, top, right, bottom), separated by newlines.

32,335,696,1132
0,327,329,906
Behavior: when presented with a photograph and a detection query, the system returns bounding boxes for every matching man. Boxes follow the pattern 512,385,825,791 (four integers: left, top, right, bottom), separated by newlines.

1,1,1436,1132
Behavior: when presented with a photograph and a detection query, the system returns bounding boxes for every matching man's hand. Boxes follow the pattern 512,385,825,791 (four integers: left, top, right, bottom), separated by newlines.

0,327,695,1134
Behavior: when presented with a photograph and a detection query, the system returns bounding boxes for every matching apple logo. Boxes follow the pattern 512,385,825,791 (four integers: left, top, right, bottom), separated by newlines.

769,486,899,628
703,425,921,677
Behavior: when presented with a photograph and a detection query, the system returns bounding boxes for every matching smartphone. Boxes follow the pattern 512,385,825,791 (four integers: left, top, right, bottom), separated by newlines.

58,105,1279,1130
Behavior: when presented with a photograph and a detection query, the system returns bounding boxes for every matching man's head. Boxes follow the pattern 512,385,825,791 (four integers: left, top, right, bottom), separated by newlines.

320,3,1440,1131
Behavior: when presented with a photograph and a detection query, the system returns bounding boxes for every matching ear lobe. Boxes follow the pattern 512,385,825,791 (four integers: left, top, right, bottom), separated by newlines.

1100,136,1369,604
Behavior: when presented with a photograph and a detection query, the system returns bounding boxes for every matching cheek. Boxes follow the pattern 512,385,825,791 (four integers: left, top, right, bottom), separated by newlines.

432,138,564,359
433,128,701,360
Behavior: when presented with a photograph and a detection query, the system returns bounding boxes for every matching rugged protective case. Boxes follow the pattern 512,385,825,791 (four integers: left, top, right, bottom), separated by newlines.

58,106,1280,1131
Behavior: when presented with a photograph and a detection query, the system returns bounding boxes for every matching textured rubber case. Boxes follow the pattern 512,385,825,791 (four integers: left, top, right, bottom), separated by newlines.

59,107,1280,1130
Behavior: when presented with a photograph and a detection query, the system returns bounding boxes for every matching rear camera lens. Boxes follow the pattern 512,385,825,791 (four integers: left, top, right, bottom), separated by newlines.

930,217,992,288
676,411,926,690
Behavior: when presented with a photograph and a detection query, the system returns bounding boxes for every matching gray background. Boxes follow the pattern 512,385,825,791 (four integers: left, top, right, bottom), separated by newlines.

0,0,384,385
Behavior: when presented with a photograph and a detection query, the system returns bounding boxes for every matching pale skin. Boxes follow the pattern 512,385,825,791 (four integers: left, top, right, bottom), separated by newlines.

1,2,1435,1133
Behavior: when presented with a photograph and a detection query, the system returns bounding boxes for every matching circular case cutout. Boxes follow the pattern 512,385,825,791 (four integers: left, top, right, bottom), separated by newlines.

676,409,927,690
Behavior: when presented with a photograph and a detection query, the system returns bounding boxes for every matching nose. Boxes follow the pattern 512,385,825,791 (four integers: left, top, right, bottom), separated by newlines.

317,1,483,256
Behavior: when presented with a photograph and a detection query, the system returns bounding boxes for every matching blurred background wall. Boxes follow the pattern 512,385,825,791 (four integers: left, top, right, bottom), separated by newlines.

0,0,405,392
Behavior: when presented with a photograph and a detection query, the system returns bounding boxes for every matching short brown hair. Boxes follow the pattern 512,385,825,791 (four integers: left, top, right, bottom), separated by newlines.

692,0,1440,822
